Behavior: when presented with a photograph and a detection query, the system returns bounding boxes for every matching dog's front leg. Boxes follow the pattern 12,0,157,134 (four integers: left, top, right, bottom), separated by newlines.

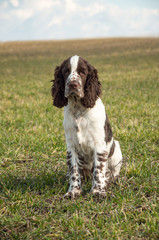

91,151,110,198
64,150,82,199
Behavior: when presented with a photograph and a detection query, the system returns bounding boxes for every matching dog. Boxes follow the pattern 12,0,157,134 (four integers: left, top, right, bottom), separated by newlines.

51,55,122,198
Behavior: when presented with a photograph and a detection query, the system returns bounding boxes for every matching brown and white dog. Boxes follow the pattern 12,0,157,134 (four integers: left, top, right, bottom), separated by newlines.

51,55,122,198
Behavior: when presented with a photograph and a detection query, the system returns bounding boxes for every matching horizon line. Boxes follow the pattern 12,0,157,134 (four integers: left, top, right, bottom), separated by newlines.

1,35,159,44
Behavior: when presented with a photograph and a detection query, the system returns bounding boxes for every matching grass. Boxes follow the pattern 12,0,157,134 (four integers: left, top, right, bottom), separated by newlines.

0,38,159,239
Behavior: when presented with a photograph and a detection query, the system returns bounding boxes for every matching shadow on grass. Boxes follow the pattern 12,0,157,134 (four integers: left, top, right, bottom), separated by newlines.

0,172,127,201
0,158,127,199
0,170,67,196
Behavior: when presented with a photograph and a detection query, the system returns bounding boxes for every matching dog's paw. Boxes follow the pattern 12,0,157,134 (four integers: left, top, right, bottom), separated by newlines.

63,189,81,199
91,188,106,199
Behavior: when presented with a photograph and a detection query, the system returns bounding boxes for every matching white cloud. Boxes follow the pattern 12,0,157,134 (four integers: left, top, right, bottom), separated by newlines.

0,1,9,9
106,4,123,17
65,0,78,13
13,9,33,20
48,16,63,27
64,1,105,17
102,5,159,37
10,0,19,8
81,22,110,38
33,0,60,11
83,3,105,17
0,0,159,41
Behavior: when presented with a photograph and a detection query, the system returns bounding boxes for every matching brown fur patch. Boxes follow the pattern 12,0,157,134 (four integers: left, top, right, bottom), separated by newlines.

67,151,72,159
96,163,104,171
108,141,115,158
104,115,113,143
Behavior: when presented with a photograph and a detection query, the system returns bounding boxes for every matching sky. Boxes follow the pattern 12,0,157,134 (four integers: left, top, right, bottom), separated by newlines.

0,0,159,41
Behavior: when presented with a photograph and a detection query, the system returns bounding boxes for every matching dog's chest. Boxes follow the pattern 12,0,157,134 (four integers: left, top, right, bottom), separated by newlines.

64,111,94,149
74,116,91,145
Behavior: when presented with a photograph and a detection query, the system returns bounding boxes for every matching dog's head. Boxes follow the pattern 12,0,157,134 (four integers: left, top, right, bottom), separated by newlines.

51,55,101,108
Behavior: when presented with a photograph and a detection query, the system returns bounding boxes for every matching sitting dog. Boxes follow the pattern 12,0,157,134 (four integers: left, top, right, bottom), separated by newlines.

51,55,122,198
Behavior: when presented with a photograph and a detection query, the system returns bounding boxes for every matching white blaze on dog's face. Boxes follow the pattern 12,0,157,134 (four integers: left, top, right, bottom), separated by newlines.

52,55,101,108
70,55,79,73
63,55,88,99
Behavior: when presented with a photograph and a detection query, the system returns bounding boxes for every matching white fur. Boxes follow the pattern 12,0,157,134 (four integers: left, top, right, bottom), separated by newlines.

65,55,84,98
68,55,80,83
70,55,79,72
63,97,122,198
62,55,122,198
64,98,106,153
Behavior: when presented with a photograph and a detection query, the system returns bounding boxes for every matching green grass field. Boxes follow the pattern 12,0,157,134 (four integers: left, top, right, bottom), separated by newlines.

0,38,159,239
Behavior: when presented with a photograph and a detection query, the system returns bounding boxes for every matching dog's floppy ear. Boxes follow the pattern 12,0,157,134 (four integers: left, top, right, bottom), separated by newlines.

81,61,101,108
51,66,68,108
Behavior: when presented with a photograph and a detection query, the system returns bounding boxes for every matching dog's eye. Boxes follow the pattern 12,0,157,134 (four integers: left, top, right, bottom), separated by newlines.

65,68,69,73
80,69,86,76
62,68,70,75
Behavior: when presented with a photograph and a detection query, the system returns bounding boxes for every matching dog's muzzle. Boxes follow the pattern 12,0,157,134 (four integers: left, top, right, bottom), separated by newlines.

65,72,84,98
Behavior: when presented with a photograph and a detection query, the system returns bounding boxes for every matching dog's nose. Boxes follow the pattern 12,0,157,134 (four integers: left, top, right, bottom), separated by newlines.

68,81,78,89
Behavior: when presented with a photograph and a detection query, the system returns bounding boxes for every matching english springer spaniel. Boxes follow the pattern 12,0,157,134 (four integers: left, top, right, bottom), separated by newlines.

51,55,122,198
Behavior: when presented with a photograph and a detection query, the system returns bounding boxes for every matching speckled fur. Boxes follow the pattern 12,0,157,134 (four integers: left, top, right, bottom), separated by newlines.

51,55,122,199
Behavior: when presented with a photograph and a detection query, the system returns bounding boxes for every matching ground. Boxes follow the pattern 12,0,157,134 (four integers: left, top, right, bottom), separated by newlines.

0,38,159,239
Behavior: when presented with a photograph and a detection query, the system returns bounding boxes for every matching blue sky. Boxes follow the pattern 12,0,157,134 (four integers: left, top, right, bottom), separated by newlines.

0,0,159,41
